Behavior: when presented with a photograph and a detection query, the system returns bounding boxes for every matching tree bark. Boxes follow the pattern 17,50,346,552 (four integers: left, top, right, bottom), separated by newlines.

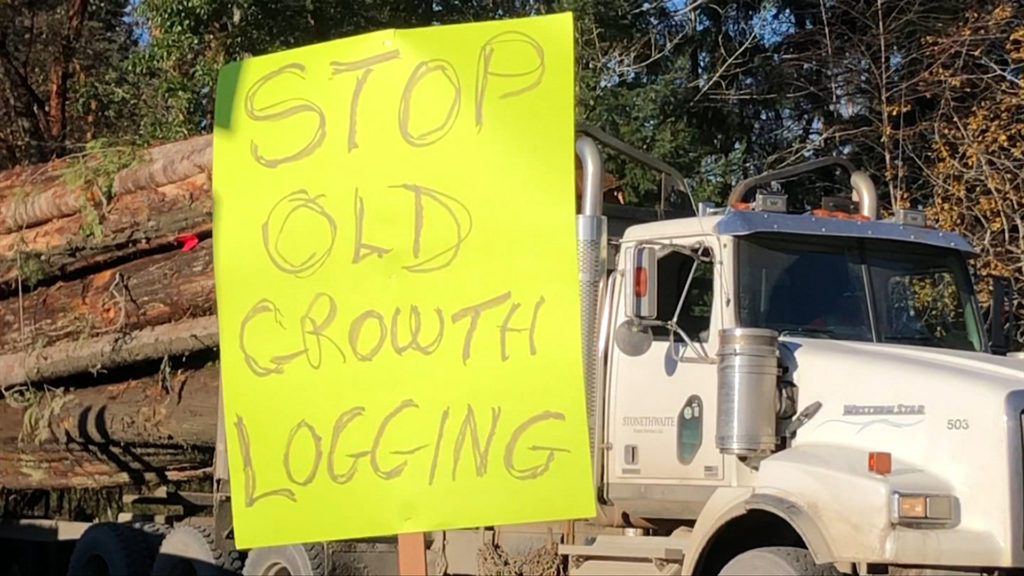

0,447,211,490
47,0,89,144
0,171,212,289
0,363,220,447
0,136,212,236
0,156,68,193
0,167,97,234
0,316,219,389
0,31,50,163
8,170,207,250
112,135,211,196
0,361,219,491
0,239,214,354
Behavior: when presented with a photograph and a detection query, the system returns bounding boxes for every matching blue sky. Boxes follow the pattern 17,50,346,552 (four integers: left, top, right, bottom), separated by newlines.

125,0,150,45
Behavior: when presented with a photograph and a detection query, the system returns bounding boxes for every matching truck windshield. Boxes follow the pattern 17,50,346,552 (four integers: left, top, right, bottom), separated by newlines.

736,233,984,352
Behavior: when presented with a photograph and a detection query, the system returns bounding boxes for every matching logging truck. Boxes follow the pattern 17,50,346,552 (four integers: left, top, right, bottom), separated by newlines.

2,125,1024,576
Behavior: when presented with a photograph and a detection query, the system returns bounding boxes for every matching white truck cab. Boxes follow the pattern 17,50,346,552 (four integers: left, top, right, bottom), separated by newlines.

143,126,1022,576
562,126,1024,576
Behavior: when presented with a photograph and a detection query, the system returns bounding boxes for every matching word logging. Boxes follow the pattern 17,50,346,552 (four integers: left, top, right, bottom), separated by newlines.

234,401,573,507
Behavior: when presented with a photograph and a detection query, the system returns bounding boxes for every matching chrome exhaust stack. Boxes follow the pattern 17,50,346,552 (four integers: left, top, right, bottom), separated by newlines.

850,169,878,220
575,135,608,485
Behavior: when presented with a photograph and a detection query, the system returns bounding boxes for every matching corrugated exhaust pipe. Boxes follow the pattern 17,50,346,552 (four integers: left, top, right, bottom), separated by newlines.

575,135,607,492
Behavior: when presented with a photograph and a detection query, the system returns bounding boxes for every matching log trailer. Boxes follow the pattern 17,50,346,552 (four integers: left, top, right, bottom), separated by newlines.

3,126,1024,576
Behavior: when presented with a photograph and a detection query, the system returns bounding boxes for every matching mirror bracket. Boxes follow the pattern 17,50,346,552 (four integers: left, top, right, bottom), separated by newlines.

989,275,1013,356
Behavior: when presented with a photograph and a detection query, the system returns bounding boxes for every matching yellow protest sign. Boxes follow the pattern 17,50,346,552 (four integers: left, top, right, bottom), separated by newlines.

211,12,595,548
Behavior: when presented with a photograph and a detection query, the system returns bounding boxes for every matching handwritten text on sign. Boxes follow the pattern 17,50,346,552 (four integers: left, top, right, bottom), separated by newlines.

211,13,594,549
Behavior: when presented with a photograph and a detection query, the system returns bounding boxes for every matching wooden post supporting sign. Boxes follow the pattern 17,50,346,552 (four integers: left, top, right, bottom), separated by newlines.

398,532,428,576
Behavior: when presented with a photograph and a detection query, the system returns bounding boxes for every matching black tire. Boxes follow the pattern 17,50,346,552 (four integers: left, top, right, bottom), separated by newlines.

66,522,162,576
242,544,327,576
718,546,840,576
0,538,23,576
134,522,172,538
151,524,244,576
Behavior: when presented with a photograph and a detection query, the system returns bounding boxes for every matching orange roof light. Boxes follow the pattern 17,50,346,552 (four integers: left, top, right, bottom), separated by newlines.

811,208,871,221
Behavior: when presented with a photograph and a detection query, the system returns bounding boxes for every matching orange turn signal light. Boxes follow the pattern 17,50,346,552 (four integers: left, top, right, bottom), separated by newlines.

868,451,891,475
634,267,648,297
897,495,927,519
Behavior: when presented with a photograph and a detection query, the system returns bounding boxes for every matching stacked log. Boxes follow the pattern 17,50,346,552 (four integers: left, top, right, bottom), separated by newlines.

0,134,621,492
0,136,219,491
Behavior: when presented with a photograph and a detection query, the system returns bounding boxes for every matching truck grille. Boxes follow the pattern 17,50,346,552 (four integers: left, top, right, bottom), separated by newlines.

1019,410,1024,549
998,391,1023,553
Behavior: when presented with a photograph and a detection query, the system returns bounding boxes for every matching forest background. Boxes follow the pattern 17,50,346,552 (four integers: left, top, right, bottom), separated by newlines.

1,0,1021,347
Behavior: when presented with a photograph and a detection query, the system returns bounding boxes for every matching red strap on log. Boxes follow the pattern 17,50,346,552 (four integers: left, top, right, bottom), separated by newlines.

176,233,199,251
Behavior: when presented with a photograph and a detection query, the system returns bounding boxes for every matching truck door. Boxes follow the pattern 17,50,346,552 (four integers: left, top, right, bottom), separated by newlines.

606,240,725,501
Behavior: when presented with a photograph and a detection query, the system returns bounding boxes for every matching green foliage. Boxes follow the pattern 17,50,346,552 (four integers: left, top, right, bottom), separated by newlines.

15,251,48,289
1,0,792,208
58,138,140,240
1,0,1021,346
64,0,769,209
0,0,134,164
60,138,139,198
83,0,442,144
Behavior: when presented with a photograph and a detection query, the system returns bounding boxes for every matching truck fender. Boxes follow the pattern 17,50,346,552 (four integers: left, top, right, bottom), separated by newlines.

743,493,836,563
680,489,835,575
680,487,751,576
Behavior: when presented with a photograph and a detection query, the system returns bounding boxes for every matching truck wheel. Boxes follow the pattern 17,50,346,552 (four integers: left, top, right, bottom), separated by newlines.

718,546,839,576
151,525,244,576
66,522,162,576
134,522,172,538
0,539,24,576
242,544,327,576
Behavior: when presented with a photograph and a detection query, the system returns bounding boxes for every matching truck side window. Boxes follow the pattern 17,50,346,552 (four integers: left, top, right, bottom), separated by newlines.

653,252,713,342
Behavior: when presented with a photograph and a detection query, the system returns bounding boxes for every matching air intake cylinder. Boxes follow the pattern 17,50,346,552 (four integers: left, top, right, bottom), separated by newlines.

715,327,780,457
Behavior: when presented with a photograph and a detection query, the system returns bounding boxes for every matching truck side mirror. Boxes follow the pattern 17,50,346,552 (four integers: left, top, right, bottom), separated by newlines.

989,275,1013,356
615,245,658,357
628,245,658,320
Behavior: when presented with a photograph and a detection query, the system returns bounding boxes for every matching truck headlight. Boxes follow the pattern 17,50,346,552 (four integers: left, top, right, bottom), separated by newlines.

890,492,957,527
